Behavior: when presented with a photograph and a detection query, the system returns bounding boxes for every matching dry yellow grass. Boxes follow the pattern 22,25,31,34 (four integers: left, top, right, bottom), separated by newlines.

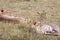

0,0,60,40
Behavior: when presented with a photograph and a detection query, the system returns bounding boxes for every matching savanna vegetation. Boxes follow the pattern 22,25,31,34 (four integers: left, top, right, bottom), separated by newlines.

0,0,60,40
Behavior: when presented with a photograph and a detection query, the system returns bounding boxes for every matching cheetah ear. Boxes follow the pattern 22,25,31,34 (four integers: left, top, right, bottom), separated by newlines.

1,9,4,12
0,9,7,15
0,9,4,14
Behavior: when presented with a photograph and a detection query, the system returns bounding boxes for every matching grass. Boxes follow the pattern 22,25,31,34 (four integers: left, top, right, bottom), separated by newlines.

0,22,59,40
0,0,60,40
0,23,59,40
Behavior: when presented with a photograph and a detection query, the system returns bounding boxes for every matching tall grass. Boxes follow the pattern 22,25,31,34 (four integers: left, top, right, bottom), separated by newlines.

0,22,59,40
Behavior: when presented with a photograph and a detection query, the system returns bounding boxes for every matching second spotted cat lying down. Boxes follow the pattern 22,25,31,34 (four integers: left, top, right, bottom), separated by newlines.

31,21,60,36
